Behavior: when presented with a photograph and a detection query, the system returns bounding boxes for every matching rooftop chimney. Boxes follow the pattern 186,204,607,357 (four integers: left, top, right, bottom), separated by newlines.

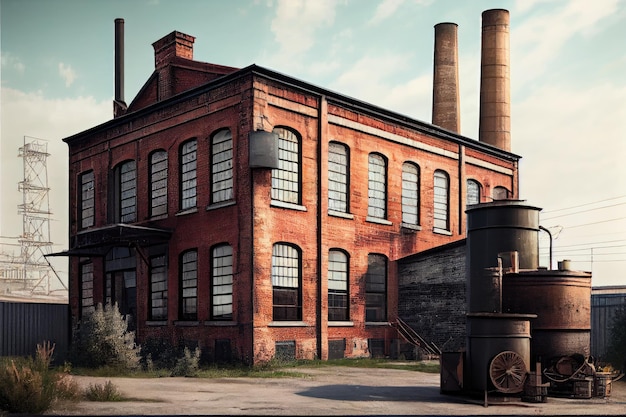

113,18,127,118
478,9,511,152
152,31,195,69
432,22,460,133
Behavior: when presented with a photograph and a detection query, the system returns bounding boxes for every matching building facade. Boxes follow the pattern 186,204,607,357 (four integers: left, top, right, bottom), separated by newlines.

62,26,519,364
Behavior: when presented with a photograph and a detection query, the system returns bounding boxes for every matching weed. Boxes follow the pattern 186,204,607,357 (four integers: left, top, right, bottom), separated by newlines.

84,380,123,402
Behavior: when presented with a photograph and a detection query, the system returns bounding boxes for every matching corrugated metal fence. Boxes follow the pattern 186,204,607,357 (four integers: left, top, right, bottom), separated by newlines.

591,291,626,360
0,301,70,363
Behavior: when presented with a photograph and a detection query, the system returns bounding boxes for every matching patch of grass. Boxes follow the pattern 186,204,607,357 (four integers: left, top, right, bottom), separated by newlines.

287,358,441,373
84,381,123,402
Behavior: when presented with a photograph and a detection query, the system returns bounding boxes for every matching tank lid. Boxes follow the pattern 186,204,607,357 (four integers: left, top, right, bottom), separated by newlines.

466,200,542,213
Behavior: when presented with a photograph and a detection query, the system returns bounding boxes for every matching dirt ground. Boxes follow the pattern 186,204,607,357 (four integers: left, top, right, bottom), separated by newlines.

47,366,626,416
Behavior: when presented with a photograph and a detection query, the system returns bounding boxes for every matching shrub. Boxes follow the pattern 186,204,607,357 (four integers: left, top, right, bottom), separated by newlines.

71,303,141,370
140,337,178,370
171,347,201,377
84,380,123,401
0,341,80,414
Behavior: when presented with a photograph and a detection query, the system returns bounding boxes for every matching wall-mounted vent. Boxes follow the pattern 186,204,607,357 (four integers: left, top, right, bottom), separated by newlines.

249,130,279,169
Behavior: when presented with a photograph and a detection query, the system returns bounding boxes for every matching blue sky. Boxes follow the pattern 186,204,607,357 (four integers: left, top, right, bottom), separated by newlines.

1,0,625,288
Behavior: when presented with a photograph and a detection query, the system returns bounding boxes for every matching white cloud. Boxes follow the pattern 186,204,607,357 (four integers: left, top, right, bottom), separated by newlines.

368,0,405,25
58,62,76,87
1,52,25,73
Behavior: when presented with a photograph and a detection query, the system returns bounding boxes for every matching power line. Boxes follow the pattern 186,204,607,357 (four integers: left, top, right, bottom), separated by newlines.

541,195,626,214
541,202,626,221
543,216,626,230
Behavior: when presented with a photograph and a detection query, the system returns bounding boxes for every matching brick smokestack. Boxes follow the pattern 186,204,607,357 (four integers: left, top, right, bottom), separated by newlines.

479,9,511,151
432,23,460,133
153,31,195,69
113,18,127,118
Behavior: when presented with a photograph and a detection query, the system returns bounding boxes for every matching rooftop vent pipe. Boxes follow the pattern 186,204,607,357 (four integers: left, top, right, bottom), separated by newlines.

432,22,460,133
479,9,510,152
113,18,127,118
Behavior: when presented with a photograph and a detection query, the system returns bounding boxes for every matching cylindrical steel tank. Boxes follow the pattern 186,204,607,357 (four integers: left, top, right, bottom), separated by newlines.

466,313,535,392
466,201,541,313
502,269,592,362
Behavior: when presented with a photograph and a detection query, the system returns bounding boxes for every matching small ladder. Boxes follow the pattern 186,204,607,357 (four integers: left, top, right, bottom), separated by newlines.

394,317,441,357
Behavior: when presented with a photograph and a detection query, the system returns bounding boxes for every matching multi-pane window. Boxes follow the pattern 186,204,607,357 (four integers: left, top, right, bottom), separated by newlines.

401,162,420,226
180,139,197,210
271,128,300,204
80,171,95,229
149,255,168,320
211,130,234,204
80,261,94,317
368,153,387,219
271,243,301,321
150,151,168,217
493,186,509,200
180,250,198,320
434,170,450,231
119,161,136,223
467,179,481,206
328,250,349,321
328,142,349,213
212,244,233,320
365,254,387,322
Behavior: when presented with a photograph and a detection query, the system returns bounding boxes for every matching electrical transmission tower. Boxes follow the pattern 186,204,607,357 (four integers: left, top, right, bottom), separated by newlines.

13,136,65,294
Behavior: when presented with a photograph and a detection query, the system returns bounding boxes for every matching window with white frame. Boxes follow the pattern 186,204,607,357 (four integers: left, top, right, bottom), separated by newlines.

150,150,168,217
467,179,481,206
180,250,198,320
328,142,349,213
367,153,387,219
328,249,349,321
80,171,95,229
180,139,197,210
365,254,387,322
272,243,301,321
434,170,449,231
401,162,420,226
211,130,233,204
149,255,167,320
271,128,300,204
212,244,233,320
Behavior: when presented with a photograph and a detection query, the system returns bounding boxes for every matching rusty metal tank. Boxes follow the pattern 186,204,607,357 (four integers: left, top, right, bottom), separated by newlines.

466,313,535,392
502,268,592,361
466,201,542,313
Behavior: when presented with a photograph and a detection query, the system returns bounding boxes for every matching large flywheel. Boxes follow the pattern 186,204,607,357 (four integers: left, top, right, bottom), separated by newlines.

489,350,527,393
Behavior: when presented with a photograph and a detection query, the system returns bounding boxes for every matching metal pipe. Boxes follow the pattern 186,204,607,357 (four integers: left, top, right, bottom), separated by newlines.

539,225,553,270
114,18,125,105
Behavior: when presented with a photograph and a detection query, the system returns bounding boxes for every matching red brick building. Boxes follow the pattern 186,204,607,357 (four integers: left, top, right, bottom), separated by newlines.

62,20,519,364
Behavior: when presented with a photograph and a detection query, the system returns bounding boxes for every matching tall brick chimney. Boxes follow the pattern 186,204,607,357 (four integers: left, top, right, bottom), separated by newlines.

152,31,195,69
432,22,460,133
113,18,127,118
479,9,511,152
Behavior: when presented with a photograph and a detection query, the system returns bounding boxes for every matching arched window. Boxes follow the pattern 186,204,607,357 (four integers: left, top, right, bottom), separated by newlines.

328,249,349,321
402,162,420,226
493,186,510,200
368,153,387,219
79,170,95,229
271,243,301,321
212,244,233,320
271,128,300,204
150,150,168,217
112,160,136,223
365,253,387,322
433,170,449,231
180,139,197,210
211,129,233,204
328,142,349,213
180,249,198,320
466,179,481,206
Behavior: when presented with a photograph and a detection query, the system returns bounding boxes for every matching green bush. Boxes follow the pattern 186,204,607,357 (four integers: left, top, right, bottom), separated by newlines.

84,380,123,401
171,347,201,377
0,342,80,414
71,303,141,371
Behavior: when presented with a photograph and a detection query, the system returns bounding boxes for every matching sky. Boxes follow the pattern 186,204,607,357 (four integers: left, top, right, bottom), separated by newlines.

1,0,625,289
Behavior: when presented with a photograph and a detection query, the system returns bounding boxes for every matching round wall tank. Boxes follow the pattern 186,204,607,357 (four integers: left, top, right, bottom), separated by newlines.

466,313,535,392
466,201,541,313
502,269,592,361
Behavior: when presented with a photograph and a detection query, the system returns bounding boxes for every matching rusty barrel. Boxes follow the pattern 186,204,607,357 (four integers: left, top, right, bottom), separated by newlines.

466,313,535,392
502,269,592,362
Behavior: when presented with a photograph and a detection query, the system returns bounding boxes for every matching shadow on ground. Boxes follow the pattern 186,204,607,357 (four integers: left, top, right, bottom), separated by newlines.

296,384,460,403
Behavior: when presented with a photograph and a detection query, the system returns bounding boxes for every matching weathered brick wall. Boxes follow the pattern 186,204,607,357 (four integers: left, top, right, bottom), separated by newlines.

398,240,467,355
